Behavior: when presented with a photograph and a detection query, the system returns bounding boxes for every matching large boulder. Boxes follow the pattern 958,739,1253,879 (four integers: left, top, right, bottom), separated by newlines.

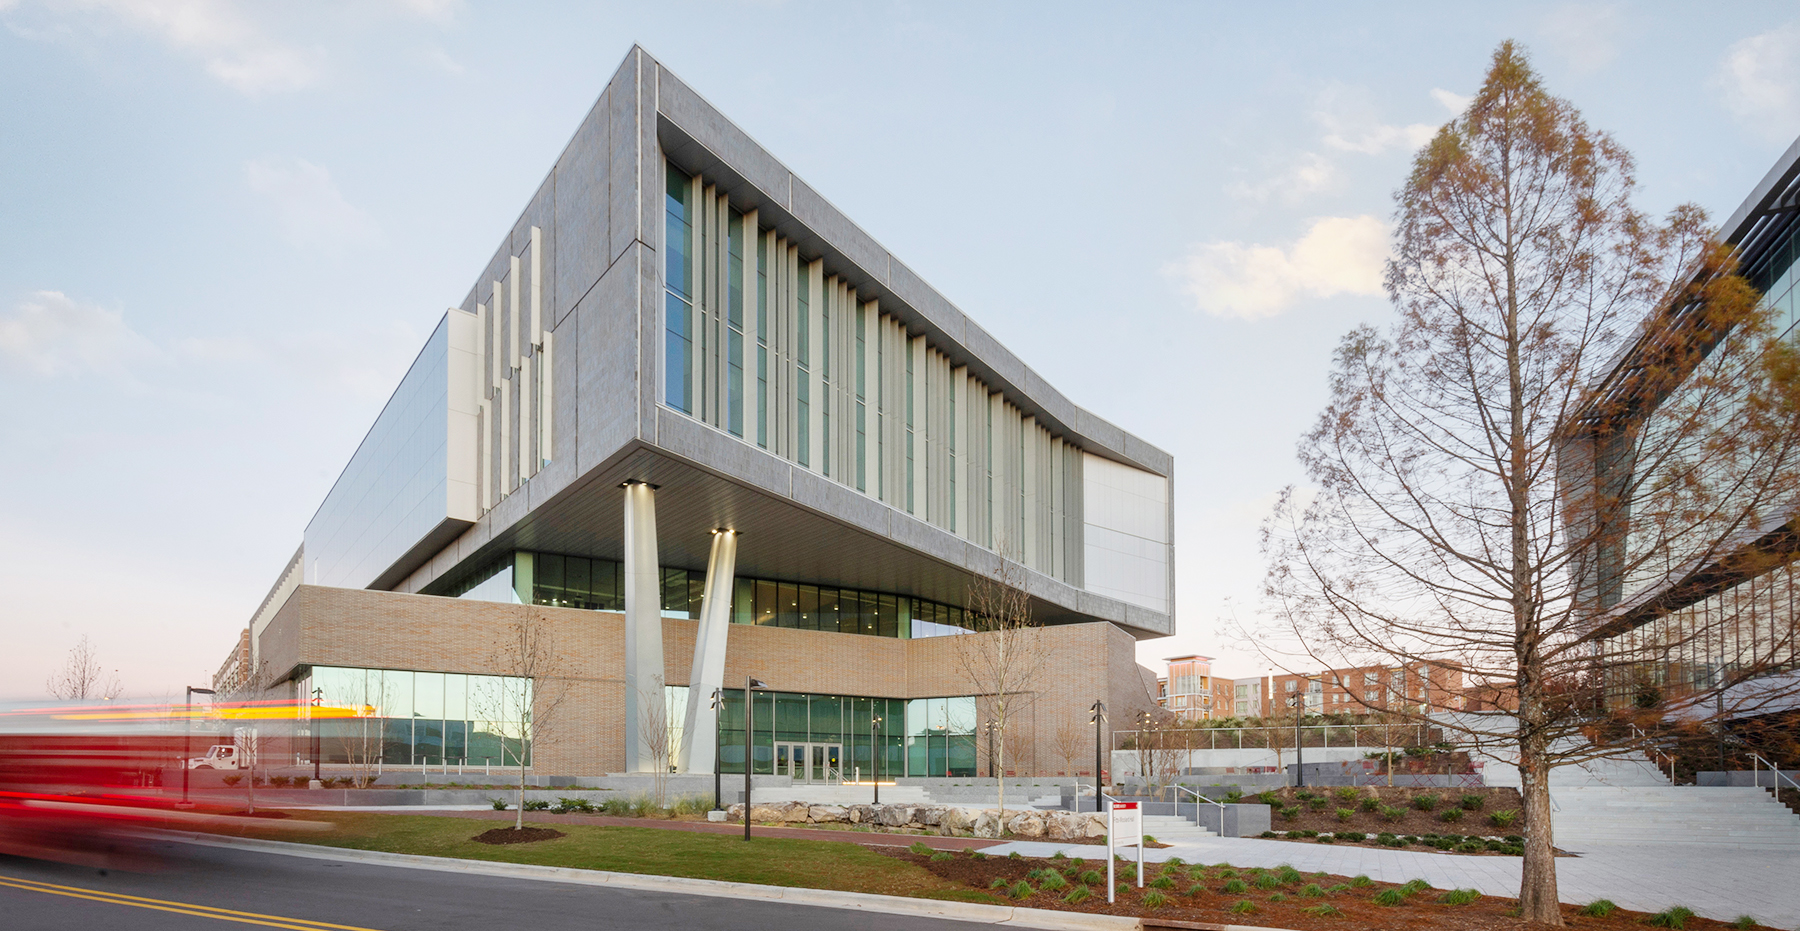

939,807,976,835
912,806,947,827
808,805,848,823
780,801,812,823
725,803,745,823
878,805,916,827
1045,811,1085,841
847,804,876,824
749,803,785,823
1006,811,1046,838
972,809,1005,838
1082,813,1107,838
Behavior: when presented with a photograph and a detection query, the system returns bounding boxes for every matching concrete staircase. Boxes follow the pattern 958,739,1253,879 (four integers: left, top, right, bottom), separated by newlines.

1142,813,1216,843
1550,786,1800,849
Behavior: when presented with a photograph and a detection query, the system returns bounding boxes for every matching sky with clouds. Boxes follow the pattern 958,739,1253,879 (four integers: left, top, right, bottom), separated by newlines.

3,1,1799,701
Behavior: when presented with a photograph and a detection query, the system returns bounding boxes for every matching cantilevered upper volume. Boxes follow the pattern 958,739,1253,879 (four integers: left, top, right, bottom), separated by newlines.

300,45,1175,639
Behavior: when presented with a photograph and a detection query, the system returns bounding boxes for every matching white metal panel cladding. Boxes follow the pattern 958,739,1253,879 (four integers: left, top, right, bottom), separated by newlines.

1081,453,1171,613
660,163,1102,589
305,315,472,590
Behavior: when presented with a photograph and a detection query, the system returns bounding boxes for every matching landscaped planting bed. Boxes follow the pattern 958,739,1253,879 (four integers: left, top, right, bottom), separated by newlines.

887,848,1773,929
1255,785,1524,835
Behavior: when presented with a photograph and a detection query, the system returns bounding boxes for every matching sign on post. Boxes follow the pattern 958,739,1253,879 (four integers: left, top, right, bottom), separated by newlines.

1106,800,1145,903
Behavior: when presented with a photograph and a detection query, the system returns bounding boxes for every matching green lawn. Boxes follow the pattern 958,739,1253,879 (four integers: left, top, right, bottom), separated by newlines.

227,813,994,903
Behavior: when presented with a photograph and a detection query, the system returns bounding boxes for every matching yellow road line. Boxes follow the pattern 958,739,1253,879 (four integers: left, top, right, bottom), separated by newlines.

0,873,387,931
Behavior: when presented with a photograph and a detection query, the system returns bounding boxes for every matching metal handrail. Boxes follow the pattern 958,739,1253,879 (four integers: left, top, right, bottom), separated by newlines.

1747,751,1800,794
1630,725,1678,783
1165,783,1227,823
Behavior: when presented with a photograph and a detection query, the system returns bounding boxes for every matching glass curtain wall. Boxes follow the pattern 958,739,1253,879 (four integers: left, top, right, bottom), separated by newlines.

299,666,532,767
714,690,975,777
441,550,983,639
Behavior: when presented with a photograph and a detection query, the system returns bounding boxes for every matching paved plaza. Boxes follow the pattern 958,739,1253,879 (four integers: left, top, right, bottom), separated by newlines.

985,835,1800,928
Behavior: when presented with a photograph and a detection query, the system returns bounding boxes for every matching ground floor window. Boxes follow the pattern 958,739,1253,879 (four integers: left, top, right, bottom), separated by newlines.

299,666,532,767
712,690,977,778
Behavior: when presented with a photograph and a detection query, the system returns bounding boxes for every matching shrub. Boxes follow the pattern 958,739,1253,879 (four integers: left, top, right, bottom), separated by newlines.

1186,883,1207,897
1379,805,1404,822
1052,850,1068,860
489,797,508,811
1359,797,1380,812
1440,888,1481,905
1063,885,1091,905
1230,900,1257,915
1500,844,1524,856
1006,881,1035,900
1649,906,1696,929
1008,851,1023,860
1148,875,1175,890
1276,865,1303,884
1413,793,1439,811
1079,869,1104,885
1222,879,1249,894
1119,864,1136,881
1291,829,1318,838
1039,871,1067,890
1439,808,1465,823
522,798,551,811
1349,875,1373,887
1279,805,1300,820
1373,888,1406,906
1268,893,1288,903
1259,830,1278,838
1304,904,1344,917
1456,841,1485,853
1334,787,1361,803
1305,797,1328,811
1224,790,1244,802
1216,868,1237,878
553,797,595,814
908,841,934,855
1460,793,1485,811
1142,890,1169,908
1489,809,1520,829
1335,807,1355,822
1326,883,1350,893
1143,835,1159,845
1163,856,1183,866
1400,879,1431,896
1316,834,1336,843
970,851,986,860
1257,790,1280,805
1579,899,1619,917
1504,834,1524,843
988,878,1009,890
221,775,242,787
1254,873,1281,890
1299,883,1325,898
1337,831,1366,842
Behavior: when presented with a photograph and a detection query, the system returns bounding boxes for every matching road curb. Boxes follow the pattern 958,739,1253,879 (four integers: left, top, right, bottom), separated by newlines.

161,831,1137,931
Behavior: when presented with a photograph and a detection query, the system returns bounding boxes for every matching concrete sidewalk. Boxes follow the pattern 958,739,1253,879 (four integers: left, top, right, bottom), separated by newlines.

983,835,1800,928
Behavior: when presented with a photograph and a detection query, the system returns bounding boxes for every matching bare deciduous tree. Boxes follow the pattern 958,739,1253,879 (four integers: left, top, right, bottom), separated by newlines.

638,674,674,807
954,550,1050,818
484,608,572,830
1052,716,1087,776
46,635,123,701
1255,41,1800,924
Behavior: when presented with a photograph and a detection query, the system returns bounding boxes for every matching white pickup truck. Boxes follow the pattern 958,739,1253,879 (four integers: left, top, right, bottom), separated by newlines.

185,744,241,770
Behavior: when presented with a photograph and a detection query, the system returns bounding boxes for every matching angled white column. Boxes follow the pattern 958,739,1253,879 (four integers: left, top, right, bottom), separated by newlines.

677,529,737,773
622,482,663,773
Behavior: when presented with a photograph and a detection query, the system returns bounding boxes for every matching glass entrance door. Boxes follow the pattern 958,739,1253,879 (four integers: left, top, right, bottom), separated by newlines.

777,742,844,783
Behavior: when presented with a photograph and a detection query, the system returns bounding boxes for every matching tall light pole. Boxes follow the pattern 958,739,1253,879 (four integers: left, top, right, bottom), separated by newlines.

311,686,323,785
743,676,767,841
1089,700,1106,812
180,686,216,808
1288,693,1305,788
871,712,883,805
709,689,724,812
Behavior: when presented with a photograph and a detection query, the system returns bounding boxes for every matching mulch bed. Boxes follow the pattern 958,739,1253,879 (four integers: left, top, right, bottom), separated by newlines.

1261,785,1525,837
886,848,1770,930
472,826,566,845
417,809,1004,850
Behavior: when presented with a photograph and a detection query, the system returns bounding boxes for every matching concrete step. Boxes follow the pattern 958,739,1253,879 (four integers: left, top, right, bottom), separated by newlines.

755,785,930,805
1141,815,1216,839
1547,786,1800,848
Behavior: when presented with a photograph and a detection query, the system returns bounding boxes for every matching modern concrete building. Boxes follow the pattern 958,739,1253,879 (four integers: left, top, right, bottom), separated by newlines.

227,46,1174,780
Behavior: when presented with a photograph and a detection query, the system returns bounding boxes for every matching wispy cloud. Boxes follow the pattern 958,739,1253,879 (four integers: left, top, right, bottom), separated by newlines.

244,156,384,253
1430,88,1471,116
1166,215,1390,320
1540,3,1625,74
0,290,158,376
1717,23,1800,143
1314,84,1438,155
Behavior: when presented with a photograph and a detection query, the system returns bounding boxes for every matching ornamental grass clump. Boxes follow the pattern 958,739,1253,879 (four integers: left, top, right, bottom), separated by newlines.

1063,885,1091,905
1006,880,1035,900
1731,917,1759,929
1304,904,1345,917
1186,883,1207,897
1349,875,1373,887
1579,899,1619,917
1079,870,1103,885
1299,883,1325,898
1276,865,1303,884
908,841,933,855
1254,873,1281,890
930,850,954,862
1649,906,1697,929
1373,888,1407,907
1440,888,1482,905
1147,875,1175,890
1039,872,1068,892
1230,900,1257,915
1223,879,1249,894
1400,879,1431,896
1142,890,1169,908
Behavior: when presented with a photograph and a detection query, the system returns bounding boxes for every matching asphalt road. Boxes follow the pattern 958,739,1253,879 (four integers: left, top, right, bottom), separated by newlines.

0,838,996,931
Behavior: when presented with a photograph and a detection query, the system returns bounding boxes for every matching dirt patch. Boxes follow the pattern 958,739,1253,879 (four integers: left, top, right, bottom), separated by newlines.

883,848,1767,930
472,826,566,845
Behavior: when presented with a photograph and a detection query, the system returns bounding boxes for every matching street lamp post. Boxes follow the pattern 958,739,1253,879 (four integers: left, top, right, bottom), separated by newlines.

743,676,768,841
871,713,883,805
710,689,724,812
180,686,216,808
1289,694,1305,788
311,686,323,786
1089,700,1107,812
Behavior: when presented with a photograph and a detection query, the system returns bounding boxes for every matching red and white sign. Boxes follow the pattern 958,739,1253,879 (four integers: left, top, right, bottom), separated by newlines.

1111,801,1142,847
